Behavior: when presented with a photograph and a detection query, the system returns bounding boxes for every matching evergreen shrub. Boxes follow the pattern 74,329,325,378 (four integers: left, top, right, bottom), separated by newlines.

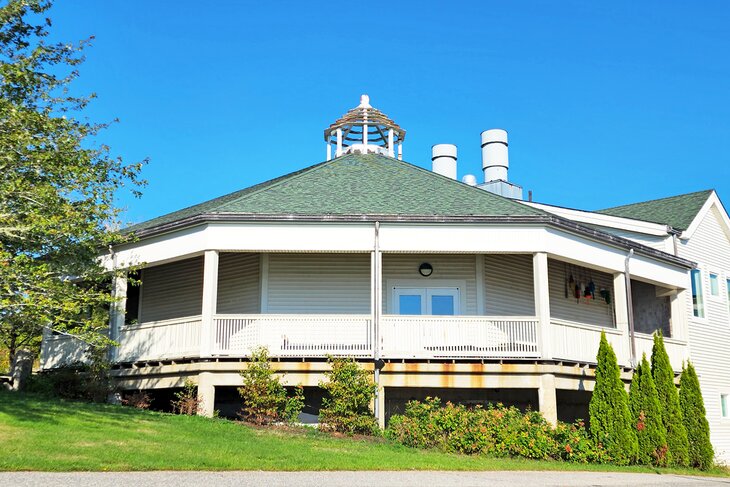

629,354,668,465
679,361,714,470
318,356,378,435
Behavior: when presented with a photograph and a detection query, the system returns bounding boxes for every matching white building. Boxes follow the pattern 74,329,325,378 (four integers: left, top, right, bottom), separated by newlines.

41,96,729,460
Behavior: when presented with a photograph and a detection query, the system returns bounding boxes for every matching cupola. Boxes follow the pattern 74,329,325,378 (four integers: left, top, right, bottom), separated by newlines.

324,95,405,160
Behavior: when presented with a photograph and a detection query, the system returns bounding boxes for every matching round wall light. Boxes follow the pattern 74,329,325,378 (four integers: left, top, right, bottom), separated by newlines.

419,262,433,277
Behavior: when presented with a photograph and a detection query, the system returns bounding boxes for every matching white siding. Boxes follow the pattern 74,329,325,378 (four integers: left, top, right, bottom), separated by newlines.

383,254,477,314
139,257,203,323
267,253,371,314
549,259,615,328
679,206,730,462
591,225,672,252
217,253,260,314
483,254,535,316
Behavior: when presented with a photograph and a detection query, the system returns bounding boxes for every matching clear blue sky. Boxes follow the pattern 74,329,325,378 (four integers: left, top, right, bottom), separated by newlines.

48,1,730,225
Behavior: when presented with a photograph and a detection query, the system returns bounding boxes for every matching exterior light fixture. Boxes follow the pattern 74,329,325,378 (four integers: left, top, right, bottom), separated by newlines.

419,262,433,277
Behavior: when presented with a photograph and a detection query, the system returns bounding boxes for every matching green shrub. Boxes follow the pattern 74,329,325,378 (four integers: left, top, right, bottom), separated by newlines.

680,361,714,470
553,420,610,464
319,356,378,435
26,347,112,402
629,354,668,466
589,331,638,465
652,332,689,467
238,347,303,424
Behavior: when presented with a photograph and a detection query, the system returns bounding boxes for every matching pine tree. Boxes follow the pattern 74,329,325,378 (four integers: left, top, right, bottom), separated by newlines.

589,331,638,465
651,332,690,467
679,361,714,470
629,354,668,465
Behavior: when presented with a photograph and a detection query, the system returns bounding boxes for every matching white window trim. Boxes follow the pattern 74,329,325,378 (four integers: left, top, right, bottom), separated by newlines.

386,279,467,315
721,393,730,420
708,271,723,301
690,268,708,323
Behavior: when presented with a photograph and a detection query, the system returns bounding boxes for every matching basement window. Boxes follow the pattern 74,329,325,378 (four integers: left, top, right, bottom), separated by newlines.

691,270,705,318
710,273,720,297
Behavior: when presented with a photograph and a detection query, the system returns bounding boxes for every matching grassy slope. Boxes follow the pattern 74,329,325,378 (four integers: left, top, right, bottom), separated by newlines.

0,391,727,474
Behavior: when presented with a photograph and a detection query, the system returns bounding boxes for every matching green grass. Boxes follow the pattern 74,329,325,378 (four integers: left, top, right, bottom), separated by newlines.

0,391,728,474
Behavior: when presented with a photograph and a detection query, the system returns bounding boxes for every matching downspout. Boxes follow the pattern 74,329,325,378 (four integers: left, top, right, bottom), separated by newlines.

373,221,382,423
625,249,637,367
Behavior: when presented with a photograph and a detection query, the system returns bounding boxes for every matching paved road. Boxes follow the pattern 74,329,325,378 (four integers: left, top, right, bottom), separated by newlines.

1,471,729,487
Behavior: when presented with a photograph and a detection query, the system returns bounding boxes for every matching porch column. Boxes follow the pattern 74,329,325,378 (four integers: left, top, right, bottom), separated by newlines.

533,252,552,359
200,250,219,358
109,273,127,363
612,272,631,365
670,288,688,342
376,384,386,429
538,373,558,426
197,371,215,417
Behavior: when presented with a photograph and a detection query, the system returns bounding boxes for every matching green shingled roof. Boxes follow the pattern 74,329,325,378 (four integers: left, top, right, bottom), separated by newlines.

596,189,713,231
126,153,544,233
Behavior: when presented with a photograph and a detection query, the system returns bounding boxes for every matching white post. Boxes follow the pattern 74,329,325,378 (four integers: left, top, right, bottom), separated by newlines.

326,143,332,161
670,288,688,342
533,252,551,359
397,142,402,160
613,272,631,366
109,273,127,362
200,250,219,358
387,129,394,157
197,371,215,417
336,128,343,157
538,373,558,426
363,123,368,151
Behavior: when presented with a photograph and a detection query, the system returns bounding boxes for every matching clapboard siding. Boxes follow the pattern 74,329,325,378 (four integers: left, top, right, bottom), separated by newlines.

217,253,260,314
267,253,371,314
139,257,203,323
679,206,730,462
483,254,535,316
382,254,477,314
548,259,615,328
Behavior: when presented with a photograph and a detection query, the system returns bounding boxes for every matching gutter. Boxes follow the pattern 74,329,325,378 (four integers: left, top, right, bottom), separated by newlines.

121,212,696,270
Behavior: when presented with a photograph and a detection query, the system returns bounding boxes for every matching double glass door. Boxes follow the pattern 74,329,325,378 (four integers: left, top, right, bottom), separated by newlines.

393,287,460,315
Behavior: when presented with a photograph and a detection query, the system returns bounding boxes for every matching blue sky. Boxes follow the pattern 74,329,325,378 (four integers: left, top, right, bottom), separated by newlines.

48,1,730,224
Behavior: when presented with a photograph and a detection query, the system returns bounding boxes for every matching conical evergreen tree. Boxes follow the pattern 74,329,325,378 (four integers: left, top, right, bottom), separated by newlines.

651,331,689,467
679,361,714,470
589,331,638,465
629,354,668,465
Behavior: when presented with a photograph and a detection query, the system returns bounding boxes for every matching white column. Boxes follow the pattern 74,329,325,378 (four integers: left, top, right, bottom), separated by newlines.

376,384,386,429
533,252,552,359
200,250,219,358
336,128,343,156
197,371,215,417
670,288,688,342
538,373,558,426
326,143,332,161
109,273,127,362
475,254,485,315
613,272,631,366
397,143,402,160
363,123,368,151
387,129,394,157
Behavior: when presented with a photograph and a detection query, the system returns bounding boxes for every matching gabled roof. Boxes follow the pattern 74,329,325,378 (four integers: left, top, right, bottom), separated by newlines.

125,153,544,234
596,189,713,231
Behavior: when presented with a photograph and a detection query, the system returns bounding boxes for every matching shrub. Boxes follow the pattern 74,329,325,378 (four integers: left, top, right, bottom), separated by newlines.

319,356,378,435
122,391,151,410
553,420,609,464
171,379,202,415
588,331,638,465
629,354,668,466
26,346,112,402
652,332,689,467
238,347,303,424
680,361,714,470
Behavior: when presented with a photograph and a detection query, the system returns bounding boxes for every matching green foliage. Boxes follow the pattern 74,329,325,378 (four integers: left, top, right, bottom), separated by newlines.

318,356,378,435
680,361,714,470
629,354,668,466
171,379,201,415
0,0,146,363
588,331,638,465
238,347,303,424
26,347,112,402
651,332,689,467
385,398,607,463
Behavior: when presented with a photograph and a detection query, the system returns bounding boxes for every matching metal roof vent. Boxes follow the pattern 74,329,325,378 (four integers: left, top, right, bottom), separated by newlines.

431,144,457,179
324,95,406,160
462,174,478,186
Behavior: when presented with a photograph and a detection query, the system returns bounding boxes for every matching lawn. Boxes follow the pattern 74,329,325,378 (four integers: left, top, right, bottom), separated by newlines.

0,391,728,475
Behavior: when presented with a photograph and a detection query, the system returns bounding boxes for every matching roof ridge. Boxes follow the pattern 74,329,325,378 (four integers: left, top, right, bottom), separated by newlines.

599,189,714,212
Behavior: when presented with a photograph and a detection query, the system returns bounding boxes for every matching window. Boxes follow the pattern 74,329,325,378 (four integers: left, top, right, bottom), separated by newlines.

727,279,730,313
710,273,720,297
393,287,460,315
691,269,705,318
722,394,730,419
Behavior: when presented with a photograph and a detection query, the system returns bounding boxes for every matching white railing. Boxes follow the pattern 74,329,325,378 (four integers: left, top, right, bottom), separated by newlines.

380,315,540,359
116,316,202,362
551,320,687,371
213,314,373,358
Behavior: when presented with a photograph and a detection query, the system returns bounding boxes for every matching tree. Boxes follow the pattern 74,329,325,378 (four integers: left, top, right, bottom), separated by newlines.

629,353,668,465
679,361,714,470
319,356,379,435
589,331,638,465
0,0,145,363
651,332,689,467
